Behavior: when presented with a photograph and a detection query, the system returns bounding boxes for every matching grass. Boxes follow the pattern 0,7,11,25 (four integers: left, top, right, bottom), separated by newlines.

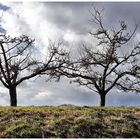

0,106,140,138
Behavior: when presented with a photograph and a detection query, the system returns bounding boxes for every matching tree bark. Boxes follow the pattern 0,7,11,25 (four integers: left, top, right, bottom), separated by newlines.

100,94,106,107
9,86,17,106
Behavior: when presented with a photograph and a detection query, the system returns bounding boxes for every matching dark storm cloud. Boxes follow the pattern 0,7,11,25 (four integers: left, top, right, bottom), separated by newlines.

101,2,140,22
42,2,140,34
42,2,140,59
41,2,93,35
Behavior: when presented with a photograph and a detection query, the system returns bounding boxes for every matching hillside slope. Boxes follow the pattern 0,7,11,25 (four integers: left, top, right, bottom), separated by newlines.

0,106,140,138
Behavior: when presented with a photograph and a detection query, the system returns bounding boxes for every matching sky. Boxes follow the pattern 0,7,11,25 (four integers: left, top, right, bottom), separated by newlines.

0,2,140,106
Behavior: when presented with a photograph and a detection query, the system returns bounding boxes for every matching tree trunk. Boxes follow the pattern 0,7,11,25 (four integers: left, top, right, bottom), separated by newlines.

9,86,17,106
100,94,106,107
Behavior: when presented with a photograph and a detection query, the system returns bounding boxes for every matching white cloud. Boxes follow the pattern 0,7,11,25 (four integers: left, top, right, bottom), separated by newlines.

1,2,64,52
64,31,79,42
34,91,53,101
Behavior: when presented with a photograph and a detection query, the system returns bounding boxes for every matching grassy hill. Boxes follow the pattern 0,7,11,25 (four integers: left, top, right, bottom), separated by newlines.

0,106,140,138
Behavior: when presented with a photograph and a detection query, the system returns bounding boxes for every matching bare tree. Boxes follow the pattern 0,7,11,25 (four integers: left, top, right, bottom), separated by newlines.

0,34,69,106
57,8,140,106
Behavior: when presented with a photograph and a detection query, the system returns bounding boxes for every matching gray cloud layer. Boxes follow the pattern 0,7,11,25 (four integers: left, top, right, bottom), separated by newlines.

0,2,140,106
